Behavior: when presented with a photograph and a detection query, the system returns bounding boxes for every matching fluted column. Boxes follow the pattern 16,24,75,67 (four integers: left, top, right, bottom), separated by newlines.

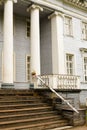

48,11,65,74
2,0,17,88
28,5,43,76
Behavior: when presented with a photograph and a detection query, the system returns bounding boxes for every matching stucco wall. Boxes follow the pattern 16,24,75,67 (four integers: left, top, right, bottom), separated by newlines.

64,17,87,89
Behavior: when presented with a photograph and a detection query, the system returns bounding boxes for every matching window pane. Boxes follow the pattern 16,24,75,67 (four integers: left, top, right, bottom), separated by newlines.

82,22,87,40
26,19,30,37
65,16,72,36
84,57,87,81
85,76,87,81
66,54,73,75
26,56,30,81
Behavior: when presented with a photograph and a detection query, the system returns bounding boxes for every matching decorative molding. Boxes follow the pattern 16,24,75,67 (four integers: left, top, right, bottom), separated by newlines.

27,4,43,12
13,0,17,3
64,0,87,8
29,0,87,21
79,48,87,52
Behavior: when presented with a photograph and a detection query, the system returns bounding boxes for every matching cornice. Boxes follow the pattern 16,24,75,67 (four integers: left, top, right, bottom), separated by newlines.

29,0,87,20
64,0,87,9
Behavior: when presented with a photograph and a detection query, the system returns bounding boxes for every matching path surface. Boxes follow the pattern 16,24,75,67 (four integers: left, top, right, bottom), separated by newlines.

68,125,87,130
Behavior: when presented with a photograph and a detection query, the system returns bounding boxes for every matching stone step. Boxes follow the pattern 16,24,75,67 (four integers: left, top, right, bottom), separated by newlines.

0,106,52,116
0,103,48,110
0,89,70,130
0,99,42,105
0,89,34,95
0,111,60,122
0,118,68,129
0,115,61,125
0,95,41,100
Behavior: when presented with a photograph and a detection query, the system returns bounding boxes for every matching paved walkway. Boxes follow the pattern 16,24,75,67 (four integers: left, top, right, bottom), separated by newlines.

51,125,87,130
68,125,87,130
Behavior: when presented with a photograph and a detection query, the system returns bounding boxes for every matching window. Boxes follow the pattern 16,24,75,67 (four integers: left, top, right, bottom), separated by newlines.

26,56,30,81
13,15,15,35
66,54,74,75
13,53,16,81
82,22,87,40
65,16,72,36
84,57,87,82
26,19,30,37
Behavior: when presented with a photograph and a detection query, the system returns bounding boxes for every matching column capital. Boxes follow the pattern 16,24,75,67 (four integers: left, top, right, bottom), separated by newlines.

13,0,17,3
1,0,17,4
27,4,43,12
48,11,64,19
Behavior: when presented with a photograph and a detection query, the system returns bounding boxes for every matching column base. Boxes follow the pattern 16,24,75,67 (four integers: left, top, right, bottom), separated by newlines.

1,83,14,89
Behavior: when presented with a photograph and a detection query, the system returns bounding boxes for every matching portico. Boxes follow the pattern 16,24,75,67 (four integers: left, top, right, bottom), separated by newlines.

0,0,64,88
0,0,80,90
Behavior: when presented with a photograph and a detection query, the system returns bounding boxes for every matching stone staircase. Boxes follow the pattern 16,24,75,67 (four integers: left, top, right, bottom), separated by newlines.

0,89,72,130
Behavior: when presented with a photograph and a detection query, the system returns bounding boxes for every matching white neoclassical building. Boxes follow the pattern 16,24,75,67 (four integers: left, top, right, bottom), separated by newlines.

0,0,87,105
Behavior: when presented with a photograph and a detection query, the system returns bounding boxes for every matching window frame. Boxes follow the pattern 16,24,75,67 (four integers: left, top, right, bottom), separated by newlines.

26,19,30,38
26,55,31,82
13,52,16,82
82,21,87,41
82,53,87,83
64,16,73,37
66,54,74,75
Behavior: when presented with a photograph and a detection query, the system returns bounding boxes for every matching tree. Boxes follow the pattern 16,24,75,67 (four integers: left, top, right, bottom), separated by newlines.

79,0,87,3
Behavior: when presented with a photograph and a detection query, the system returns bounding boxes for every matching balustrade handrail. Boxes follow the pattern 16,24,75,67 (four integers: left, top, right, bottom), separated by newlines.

40,74,80,77
36,75,79,114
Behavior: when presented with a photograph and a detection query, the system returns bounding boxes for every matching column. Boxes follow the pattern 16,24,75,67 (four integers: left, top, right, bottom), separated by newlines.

28,5,43,76
48,11,65,74
2,0,16,88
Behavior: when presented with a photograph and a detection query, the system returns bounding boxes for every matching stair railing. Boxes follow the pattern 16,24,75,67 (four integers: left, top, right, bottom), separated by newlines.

36,75,79,114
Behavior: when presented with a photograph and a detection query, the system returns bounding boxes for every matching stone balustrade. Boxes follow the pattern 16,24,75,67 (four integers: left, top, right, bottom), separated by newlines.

37,74,80,89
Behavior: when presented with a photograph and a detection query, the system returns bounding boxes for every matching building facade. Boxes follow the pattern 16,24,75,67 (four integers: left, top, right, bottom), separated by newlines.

0,0,87,106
